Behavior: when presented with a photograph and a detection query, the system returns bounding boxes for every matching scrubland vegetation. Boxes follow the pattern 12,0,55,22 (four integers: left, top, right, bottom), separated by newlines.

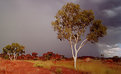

1,51,121,74
1,43,121,74
26,58,121,74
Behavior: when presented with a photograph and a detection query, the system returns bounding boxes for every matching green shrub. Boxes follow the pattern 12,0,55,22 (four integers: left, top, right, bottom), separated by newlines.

33,63,43,68
4,55,9,59
55,68,62,74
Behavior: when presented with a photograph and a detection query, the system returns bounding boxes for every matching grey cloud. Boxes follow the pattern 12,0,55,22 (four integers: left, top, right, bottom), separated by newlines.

78,0,121,27
99,27,121,44
99,0,121,10
78,0,121,57
97,0,121,27
103,9,118,18
78,0,121,41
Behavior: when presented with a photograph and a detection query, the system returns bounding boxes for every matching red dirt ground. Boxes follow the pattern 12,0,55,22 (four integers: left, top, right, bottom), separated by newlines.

0,59,52,74
0,59,84,74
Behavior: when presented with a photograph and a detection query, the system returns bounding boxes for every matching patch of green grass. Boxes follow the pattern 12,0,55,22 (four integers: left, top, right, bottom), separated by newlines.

33,62,44,68
26,59,121,74
26,60,54,69
54,60,74,69
55,68,62,74
77,60,121,74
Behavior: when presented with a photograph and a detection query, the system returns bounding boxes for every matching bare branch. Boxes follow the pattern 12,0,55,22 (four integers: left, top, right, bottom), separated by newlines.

73,33,79,52
69,36,74,58
74,43,77,52
77,38,88,52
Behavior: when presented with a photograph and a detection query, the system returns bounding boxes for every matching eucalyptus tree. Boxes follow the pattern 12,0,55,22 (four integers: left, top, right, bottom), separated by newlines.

3,45,13,60
51,3,107,69
3,43,25,60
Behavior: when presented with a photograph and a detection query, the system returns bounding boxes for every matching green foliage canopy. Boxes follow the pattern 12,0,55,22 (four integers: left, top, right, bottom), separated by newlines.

3,43,25,57
52,3,107,43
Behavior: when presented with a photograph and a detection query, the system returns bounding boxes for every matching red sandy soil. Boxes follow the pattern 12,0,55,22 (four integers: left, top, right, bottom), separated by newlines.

0,59,52,74
0,59,84,74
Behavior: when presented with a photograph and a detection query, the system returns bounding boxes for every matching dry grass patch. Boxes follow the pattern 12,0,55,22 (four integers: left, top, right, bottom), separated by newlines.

27,59,121,74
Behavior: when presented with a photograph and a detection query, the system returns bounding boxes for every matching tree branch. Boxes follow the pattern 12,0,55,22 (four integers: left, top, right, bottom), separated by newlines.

73,33,79,52
73,33,79,44
77,38,88,52
69,36,74,58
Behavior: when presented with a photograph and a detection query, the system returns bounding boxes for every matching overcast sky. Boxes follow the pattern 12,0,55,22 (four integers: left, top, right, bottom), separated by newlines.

0,0,121,57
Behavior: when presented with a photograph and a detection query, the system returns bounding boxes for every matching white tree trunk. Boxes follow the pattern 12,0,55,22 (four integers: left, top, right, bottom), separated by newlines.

70,36,88,69
8,53,12,60
73,51,77,69
74,57,76,69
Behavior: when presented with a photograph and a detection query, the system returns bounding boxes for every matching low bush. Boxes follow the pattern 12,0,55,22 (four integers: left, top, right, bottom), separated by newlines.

55,68,62,74
33,63,43,68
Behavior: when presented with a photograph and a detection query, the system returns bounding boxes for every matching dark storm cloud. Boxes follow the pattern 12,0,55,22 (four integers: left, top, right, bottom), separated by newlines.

99,0,121,9
98,0,121,27
78,0,121,42
90,0,121,44
78,0,121,27
78,0,121,57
